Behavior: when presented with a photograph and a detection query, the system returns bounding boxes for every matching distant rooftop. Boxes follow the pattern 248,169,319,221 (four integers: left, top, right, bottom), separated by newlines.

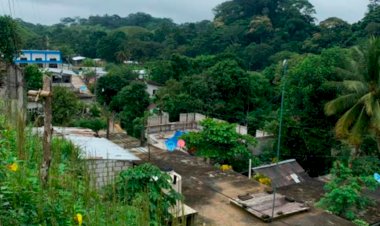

21,49,61,53
72,56,85,61
44,68,77,76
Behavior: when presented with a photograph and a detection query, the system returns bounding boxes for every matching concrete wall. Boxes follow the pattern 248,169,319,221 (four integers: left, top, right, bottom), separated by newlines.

147,113,170,126
0,65,24,111
146,83,160,97
147,112,248,135
87,159,132,188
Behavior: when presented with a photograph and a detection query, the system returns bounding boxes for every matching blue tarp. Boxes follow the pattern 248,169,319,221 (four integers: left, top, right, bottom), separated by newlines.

165,130,185,152
375,173,380,183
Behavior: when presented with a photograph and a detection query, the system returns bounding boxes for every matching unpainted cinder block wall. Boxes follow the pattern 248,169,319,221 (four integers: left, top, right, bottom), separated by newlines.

87,159,132,188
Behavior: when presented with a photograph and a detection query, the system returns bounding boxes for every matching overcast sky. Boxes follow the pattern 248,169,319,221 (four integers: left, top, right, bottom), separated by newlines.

0,0,371,25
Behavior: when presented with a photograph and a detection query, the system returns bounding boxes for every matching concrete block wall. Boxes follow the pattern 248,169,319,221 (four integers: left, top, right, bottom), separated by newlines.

148,113,169,126
87,159,132,188
147,112,248,135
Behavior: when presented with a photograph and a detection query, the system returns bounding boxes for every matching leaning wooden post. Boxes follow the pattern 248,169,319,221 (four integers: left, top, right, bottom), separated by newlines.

28,76,52,186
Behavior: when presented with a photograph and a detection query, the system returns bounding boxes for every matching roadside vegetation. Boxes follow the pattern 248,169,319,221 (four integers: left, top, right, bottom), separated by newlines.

0,104,183,225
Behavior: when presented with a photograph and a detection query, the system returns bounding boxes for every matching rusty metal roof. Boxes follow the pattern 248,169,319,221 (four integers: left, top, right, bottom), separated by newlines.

252,159,309,188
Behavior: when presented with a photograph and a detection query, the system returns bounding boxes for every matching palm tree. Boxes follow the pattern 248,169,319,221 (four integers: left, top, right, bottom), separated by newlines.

325,37,380,159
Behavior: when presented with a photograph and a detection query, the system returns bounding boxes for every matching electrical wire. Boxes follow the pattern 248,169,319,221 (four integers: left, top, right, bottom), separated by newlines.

7,0,12,16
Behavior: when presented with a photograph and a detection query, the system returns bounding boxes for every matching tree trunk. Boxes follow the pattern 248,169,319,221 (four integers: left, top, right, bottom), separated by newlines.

376,136,380,156
349,145,361,168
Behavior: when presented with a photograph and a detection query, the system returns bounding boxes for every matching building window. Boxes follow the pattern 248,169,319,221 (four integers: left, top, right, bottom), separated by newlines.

34,58,43,68
52,75,61,83
62,75,71,83
49,58,58,68
20,57,27,61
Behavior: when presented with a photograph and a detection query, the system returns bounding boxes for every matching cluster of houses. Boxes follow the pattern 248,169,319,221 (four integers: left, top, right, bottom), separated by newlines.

1,50,378,226
12,49,161,116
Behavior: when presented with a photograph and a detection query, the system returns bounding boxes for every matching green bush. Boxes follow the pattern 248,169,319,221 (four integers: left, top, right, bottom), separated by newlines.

75,117,107,136
0,113,185,225
182,118,257,172
353,219,369,226
316,162,379,220
111,163,183,225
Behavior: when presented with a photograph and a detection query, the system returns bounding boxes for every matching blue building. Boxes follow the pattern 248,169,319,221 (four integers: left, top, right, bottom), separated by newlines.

14,50,62,68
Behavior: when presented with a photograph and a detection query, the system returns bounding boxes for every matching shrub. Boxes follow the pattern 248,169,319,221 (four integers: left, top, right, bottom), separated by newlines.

316,162,378,220
112,163,183,225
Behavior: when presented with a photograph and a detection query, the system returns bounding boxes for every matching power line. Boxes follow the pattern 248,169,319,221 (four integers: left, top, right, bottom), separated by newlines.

7,0,12,16
11,0,15,17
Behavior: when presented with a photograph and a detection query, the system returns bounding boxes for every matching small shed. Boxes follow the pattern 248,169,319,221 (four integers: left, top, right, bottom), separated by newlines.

34,127,140,188
252,159,309,188
65,134,140,188
72,56,86,65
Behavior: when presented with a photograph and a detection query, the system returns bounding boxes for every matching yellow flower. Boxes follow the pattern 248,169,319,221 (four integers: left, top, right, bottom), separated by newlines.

74,213,83,225
7,163,18,172
220,164,232,171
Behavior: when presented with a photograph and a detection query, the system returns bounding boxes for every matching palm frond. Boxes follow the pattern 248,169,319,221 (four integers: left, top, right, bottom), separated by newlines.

348,107,369,146
366,37,380,84
335,103,363,139
335,67,360,81
369,100,380,134
342,80,367,94
325,94,360,116
358,93,375,116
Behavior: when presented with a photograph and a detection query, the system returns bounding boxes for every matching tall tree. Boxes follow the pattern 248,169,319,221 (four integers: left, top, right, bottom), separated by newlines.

110,81,150,136
52,87,81,125
0,16,21,63
325,37,380,158
24,65,43,91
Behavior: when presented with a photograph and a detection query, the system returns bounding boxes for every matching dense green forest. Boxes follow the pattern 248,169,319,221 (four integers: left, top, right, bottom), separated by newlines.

1,0,379,224
13,0,380,177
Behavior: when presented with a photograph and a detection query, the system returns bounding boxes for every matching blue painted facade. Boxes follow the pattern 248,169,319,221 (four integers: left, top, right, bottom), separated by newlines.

14,50,63,65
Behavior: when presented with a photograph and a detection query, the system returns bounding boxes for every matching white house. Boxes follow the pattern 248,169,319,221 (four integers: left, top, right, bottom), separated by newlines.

14,50,62,69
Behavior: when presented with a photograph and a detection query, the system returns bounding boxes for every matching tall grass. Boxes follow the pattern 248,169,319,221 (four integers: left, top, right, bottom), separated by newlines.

0,102,189,226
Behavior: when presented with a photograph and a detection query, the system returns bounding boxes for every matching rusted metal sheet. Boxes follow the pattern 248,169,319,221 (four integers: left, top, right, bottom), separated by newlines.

252,159,309,187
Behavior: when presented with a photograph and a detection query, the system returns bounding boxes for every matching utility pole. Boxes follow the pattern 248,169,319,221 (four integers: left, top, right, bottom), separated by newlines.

271,59,288,221
28,76,52,186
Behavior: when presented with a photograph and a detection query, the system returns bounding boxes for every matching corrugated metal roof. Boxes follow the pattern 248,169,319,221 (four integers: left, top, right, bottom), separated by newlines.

252,159,309,188
44,68,77,76
72,56,85,61
66,135,140,161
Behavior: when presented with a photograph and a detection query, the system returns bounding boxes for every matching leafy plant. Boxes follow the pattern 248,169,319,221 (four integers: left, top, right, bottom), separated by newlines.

112,163,182,225
353,219,369,226
182,118,257,172
52,86,82,125
316,161,379,220
24,64,43,91
75,118,107,136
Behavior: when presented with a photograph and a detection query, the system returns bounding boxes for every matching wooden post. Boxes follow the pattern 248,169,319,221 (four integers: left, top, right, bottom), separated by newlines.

248,159,252,179
28,76,52,186
41,76,52,186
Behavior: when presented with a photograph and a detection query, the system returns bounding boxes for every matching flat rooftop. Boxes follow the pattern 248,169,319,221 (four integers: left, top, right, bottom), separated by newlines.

33,127,140,161
134,146,354,226
65,135,140,161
